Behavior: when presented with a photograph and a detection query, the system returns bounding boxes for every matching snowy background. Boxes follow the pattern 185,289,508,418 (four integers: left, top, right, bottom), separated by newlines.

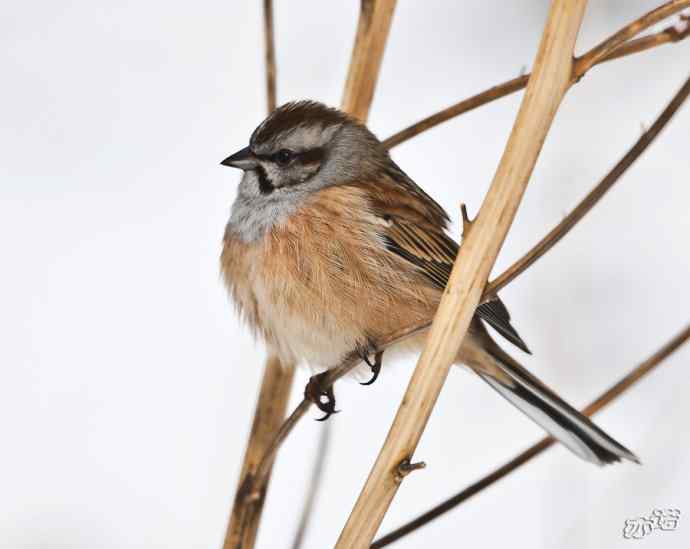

1,1,689,548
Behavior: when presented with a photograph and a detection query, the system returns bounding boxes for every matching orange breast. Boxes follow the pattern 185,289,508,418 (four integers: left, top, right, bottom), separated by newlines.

220,185,439,368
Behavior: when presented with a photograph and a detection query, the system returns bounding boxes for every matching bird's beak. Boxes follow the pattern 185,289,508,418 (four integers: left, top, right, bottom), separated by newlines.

220,146,258,170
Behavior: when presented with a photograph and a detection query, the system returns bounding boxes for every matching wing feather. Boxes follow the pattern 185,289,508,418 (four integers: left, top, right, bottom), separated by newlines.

377,209,530,353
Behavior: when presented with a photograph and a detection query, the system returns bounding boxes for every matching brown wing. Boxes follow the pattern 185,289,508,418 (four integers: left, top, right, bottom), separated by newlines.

362,174,531,354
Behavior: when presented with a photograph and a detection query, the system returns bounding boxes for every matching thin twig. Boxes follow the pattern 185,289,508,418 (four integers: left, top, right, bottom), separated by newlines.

335,3,588,547
372,323,690,548
263,0,277,112
573,0,690,76
290,421,332,549
383,5,690,149
601,14,689,63
487,73,690,296
382,75,528,149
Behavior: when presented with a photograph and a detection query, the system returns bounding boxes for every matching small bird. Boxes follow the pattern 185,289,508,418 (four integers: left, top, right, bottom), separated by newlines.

220,100,638,466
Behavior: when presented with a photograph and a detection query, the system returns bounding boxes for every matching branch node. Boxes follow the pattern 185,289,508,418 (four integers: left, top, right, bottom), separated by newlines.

460,203,473,238
395,458,427,482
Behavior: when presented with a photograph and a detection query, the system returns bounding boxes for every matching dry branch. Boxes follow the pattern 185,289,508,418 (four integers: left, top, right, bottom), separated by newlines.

334,2,589,547
382,2,690,149
222,357,295,549
601,13,689,63
342,0,398,121
372,323,690,548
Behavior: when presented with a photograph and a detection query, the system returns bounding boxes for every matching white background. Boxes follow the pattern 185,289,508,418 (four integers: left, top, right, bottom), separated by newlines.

2,1,689,548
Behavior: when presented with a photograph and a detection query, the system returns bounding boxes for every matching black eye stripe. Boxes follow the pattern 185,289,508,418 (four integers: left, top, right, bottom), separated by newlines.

300,148,324,164
252,148,324,165
255,164,274,195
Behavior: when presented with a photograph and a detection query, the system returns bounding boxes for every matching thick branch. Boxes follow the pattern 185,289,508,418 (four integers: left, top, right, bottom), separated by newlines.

372,323,690,548
334,3,588,547
383,4,690,149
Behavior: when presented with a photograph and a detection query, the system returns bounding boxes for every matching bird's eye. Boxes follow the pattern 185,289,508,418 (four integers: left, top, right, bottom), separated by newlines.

273,149,293,166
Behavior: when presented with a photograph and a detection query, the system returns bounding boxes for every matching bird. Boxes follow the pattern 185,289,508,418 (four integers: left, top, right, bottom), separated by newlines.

220,100,639,466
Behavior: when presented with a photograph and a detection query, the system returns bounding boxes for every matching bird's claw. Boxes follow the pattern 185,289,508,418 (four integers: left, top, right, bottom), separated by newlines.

360,351,384,386
305,372,339,421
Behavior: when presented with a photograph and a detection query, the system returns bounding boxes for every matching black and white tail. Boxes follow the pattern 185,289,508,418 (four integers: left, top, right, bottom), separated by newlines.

478,344,639,466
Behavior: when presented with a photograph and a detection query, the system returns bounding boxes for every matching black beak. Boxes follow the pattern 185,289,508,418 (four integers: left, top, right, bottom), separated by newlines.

220,146,258,170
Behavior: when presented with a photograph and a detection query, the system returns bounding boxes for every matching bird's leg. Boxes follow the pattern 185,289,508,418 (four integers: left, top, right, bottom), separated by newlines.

304,372,338,421
360,350,384,386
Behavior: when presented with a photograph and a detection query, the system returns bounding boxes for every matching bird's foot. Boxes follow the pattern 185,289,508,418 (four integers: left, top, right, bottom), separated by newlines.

304,372,338,421
359,350,384,386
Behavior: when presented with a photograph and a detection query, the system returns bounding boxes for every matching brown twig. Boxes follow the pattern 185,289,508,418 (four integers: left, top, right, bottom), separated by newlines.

382,75,529,149
487,73,690,296
290,420,332,549
335,3,588,547
601,14,689,63
382,4,690,149
263,0,277,112
573,0,690,77
372,323,690,548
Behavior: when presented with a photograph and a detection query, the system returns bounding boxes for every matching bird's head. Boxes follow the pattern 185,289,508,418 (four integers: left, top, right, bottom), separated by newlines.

221,100,388,197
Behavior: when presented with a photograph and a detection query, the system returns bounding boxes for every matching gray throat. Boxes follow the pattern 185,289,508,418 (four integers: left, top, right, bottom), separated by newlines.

225,171,309,243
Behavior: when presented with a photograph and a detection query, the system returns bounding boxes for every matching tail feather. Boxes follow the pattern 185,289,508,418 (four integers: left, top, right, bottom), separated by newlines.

477,345,639,466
